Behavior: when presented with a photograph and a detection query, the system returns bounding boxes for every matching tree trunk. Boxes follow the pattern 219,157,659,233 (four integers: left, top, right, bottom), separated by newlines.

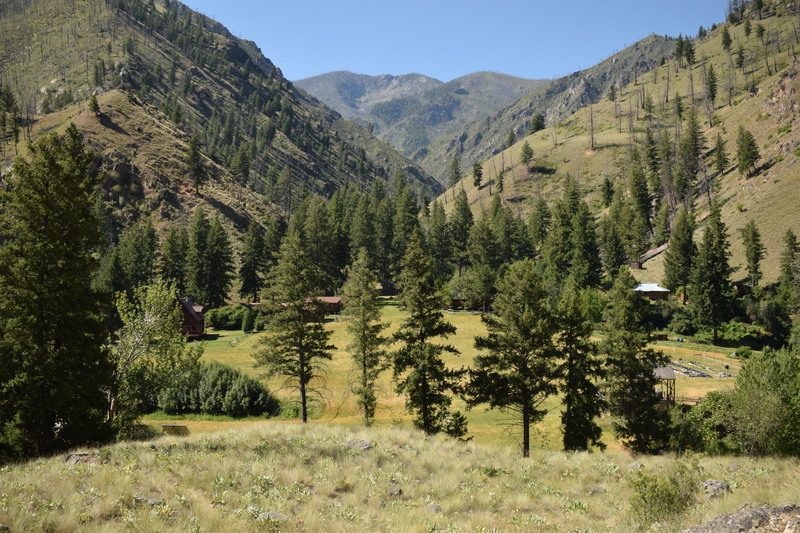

522,401,530,458
300,381,308,423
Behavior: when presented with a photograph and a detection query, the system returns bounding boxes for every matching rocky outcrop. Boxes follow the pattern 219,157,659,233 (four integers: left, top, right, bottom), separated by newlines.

682,504,800,532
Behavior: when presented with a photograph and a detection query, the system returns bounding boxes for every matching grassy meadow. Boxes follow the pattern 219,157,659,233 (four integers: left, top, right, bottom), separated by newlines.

145,298,738,453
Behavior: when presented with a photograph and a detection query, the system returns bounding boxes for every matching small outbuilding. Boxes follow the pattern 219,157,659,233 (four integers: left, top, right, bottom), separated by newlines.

633,282,671,301
178,297,205,339
654,366,676,405
307,296,343,314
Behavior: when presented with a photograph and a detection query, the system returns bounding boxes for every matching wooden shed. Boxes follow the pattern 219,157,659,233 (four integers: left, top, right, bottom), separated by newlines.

178,297,205,339
633,282,671,301
307,296,343,314
654,366,676,405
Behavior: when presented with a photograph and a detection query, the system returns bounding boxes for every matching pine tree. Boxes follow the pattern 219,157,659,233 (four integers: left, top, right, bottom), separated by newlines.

186,208,212,306
558,281,605,452
185,134,206,192
601,216,627,279
740,219,765,287
628,147,652,232
520,140,534,169
506,128,516,149
472,161,483,188
569,201,602,288
392,232,465,437
721,26,733,54
527,198,551,258
663,208,696,301
603,270,669,454
117,219,159,294
690,204,732,343
779,229,799,306
426,200,453,284
0,125,112,460
706,64,718,108
450,189,474,276
239,220,266,302
448,156,461,199
713,132,729,176
160,226,189,294
736,126,759,176
341,249,389,426
254,229,334,423
391,186,419,276
89,94,100,115
230,143,251,183
467,260,558,457
677,106,704,203
206,216,235,309
601,176,614,208
350,195,377,269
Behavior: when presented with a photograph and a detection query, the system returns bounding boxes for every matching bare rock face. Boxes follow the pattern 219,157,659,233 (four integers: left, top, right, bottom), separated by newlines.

681,504,800,532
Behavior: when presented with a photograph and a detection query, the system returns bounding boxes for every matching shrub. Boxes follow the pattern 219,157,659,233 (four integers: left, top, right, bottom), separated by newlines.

736,346,753,359
242,308,256,332
205,304,247,329
158,361,278,417
629,456,702,525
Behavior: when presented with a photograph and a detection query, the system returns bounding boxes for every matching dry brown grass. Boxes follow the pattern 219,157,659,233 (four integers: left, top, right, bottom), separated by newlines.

1,422,798,532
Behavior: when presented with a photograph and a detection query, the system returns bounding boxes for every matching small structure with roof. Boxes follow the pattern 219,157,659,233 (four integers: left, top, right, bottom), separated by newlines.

654,366,676,404
178,297,205,339
633,282,671,301
307,296,343,314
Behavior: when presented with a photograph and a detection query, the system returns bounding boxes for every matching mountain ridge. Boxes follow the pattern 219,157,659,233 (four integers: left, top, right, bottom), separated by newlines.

296,70,548,156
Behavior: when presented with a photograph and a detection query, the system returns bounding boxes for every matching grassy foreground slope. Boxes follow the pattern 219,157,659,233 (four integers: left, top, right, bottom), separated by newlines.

439,7,800,284
0,422,797,532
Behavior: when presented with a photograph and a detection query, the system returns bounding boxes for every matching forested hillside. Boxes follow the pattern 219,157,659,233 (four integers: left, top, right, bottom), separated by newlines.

0,0,440,234
438,3,800,284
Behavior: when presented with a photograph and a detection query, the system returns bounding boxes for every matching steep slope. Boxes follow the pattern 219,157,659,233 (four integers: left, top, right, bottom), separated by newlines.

297,71,547,156
438,6,800,284
0,0,439,234
418,35,676,183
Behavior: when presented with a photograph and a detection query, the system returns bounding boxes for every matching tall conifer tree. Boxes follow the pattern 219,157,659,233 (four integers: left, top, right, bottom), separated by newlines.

0,125,112,460
342,249,389,426
255,229,334,423
393,232,465,437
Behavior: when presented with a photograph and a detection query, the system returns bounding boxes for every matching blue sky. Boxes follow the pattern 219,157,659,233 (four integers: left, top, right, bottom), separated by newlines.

181,0,727,82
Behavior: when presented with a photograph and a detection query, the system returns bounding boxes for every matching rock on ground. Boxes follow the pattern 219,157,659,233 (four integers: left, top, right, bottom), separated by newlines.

682,504,800,532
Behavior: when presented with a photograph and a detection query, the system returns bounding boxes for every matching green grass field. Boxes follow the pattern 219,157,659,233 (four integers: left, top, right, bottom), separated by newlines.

146,298,737,453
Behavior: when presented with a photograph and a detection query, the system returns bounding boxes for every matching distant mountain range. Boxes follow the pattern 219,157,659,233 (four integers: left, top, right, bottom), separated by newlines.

296,71,547,157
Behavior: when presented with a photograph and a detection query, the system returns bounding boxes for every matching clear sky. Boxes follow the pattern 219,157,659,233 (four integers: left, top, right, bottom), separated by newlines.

180,0,727,82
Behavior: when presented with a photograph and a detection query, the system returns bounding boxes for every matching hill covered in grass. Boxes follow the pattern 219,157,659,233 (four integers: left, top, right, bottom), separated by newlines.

437,5,800,284
416,34,676,182
0,422,797,532
0,0,439,234
297,71,548,157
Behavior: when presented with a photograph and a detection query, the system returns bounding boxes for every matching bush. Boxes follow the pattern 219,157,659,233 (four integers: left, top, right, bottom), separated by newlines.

735,345,753,359
205,304,248,329
629,456,702,525
242,308,256,332
158,361,278,417
668,305,696,336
